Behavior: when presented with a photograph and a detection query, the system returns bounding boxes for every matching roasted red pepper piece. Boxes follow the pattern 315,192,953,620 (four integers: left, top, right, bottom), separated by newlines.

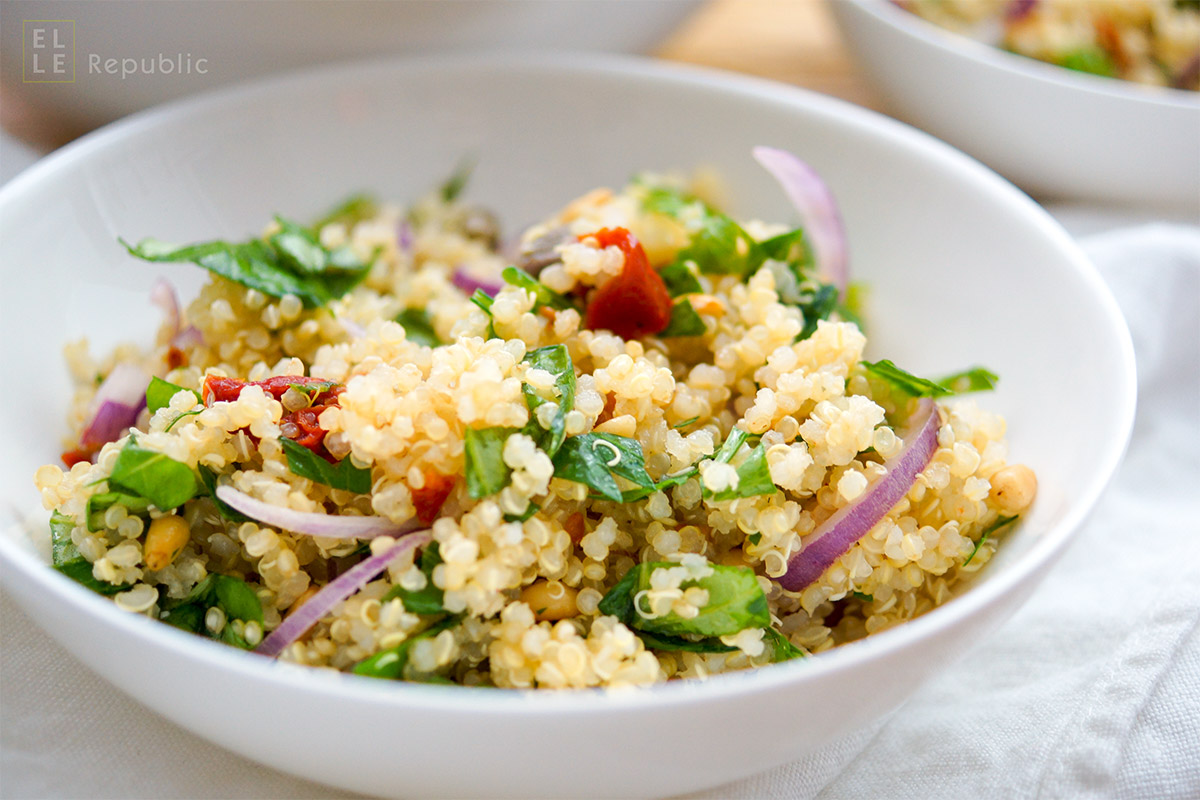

581,227,673,340
202,375,344,457
61,448,93,468
412,471,457,526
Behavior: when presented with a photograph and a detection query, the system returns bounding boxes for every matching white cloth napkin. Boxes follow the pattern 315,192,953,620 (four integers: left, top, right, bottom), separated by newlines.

3,222,1198,800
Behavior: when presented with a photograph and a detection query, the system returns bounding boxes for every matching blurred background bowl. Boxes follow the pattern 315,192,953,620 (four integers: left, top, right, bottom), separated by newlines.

0,0,702,134
832,0,1200,211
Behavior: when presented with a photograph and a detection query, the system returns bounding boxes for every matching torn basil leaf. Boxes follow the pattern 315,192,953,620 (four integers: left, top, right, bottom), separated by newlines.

122,215,371,309
108,440,198,511
280,438,371,494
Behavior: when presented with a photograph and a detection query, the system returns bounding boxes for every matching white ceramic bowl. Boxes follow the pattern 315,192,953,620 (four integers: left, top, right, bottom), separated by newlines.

0,54,1135,799
832,0,1200,209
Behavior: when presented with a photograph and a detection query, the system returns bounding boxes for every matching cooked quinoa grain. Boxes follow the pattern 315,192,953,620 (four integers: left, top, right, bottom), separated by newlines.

35,159,1034,688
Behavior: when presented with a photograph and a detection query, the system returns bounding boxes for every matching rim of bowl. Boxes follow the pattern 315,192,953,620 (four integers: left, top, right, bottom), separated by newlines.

0,51,1137,715
845,0,1200,109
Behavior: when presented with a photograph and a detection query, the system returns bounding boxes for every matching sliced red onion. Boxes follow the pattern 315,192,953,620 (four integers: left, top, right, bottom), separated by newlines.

396,220,414,252
171,325,204,349
779,398,941,592
255,529,431,658
80,362,150,447
752,146,848,295
214,485,419,539
150,278,180,338
450,266,504,297
1005,0,1038,22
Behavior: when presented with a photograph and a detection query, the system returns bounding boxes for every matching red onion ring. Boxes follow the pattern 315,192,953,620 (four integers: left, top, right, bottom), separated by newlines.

396,220,414,252
215,485,420,539
80,362,150,448
752,146,848,295
779,398,941,591
450,266,504,297
171,325,204,349
255,530,431,658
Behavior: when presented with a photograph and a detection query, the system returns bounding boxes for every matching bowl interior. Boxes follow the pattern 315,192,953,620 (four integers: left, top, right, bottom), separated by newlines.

0,53,1135,797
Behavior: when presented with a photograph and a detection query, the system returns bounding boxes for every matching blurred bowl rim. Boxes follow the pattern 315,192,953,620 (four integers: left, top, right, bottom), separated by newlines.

0,51,1137,715
848,0,1200,109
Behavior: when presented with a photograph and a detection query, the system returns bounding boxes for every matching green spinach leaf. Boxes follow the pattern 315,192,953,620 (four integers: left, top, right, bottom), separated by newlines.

280,437,371,494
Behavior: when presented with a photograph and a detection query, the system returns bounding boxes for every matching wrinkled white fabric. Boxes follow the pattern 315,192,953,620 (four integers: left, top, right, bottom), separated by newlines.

3,221,1197,800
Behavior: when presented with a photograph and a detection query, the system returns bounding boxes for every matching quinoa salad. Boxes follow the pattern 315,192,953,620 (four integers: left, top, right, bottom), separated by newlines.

897,0,1200,90
33,147,1037,689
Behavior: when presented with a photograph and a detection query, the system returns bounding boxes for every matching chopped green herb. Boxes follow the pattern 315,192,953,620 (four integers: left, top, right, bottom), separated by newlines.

85,491,151,532
164,409,203,433
280,438,372,494
504,503,540,524
707,443,778,501
672,416,700,430
794,283,839,341
522,345,576,458
599,561,770,639
501,266,575,311
159,573,264,649
197,466,251,523
108,440,198,511
937,367,999,394
463,427,515,499
394,307,442,348
964,515,1018,566
851,591,874,603
634,629,737,654
552,433,655,502
49,511,129,595
439,158,474,204
863,359,1000,398
659,298,708,338
353,615,463,680
310,193,379,233
658,260,704,297
1059,45,1117,78
712,428,750,464
122,215,371,310
762,628,807,663
383,542,445,615
146,376,200,415
747,532,762,546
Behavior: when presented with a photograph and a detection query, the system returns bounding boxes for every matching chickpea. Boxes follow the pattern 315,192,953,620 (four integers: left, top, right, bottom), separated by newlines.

143,514,191,571
520,580,579,622
989,464,1038,515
